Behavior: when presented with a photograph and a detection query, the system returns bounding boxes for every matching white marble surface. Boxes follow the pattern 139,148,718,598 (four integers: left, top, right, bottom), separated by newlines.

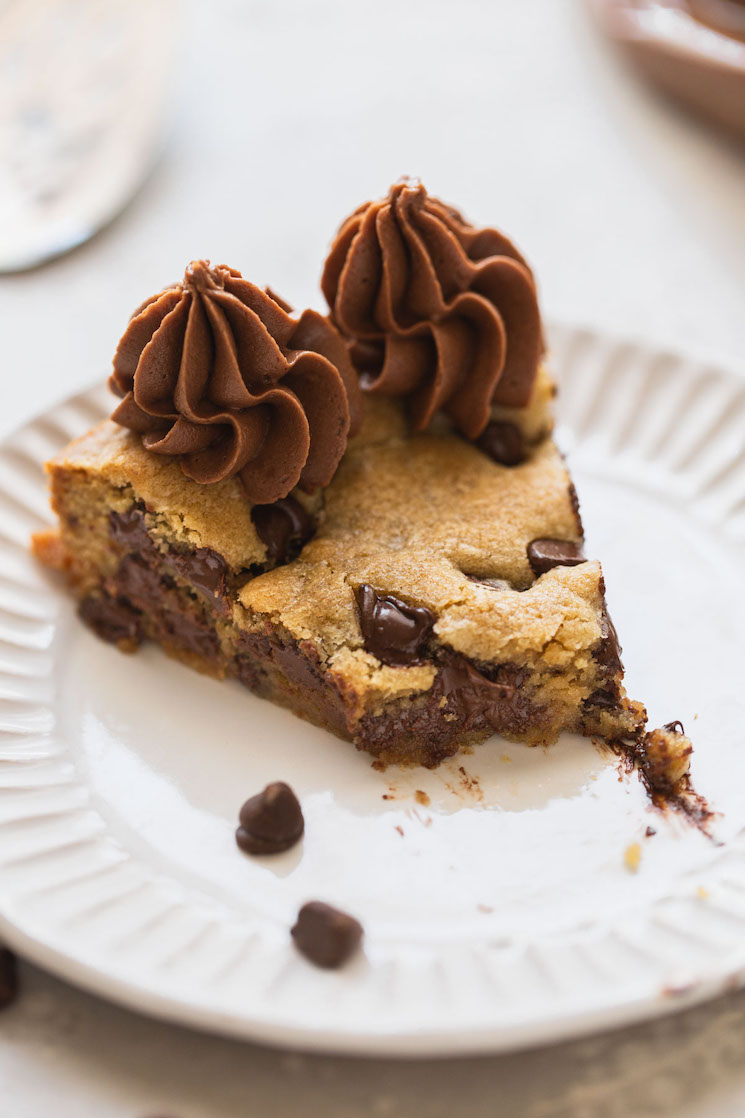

1,0,744,1115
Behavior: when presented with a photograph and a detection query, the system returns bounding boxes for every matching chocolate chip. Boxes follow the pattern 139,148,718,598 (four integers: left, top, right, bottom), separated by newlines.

356,585,435,666
645,826,657,838
291,901,363,969
527,538,585,576
476,420,525,466
116,554,164,604
79,594,143,647
585,687,618,711
0,947,19,1010
251,496,316,565
167,548,230,611
109,504,152,551
663,720,685,735
111,506,231,613
596,605,623,676
158,608,221,662
236,782,304,855
438,657,521,719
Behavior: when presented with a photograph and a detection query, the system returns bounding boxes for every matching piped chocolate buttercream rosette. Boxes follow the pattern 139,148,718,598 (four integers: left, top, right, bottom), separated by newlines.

109,261,363,505
321,180,543,439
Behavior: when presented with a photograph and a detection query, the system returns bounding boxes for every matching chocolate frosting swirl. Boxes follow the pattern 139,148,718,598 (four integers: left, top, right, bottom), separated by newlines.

321,181,542,439
109,261,363,505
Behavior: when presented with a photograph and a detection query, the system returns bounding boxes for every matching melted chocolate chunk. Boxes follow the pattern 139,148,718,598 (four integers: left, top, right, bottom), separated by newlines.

109,504,152,551
236,782,304,855
466,575,512,591
109,553,222,663
584,687,619,711
438,657,521,719
356,585,435,666
234,630,549,768
158,608,221,661
527,538,585,576
116,554,164,604
168,548,230,613
111,503,232,616
291,901,363,969
235,630,350,739
252,496,316,565
0,947,18,1010
79,594,143,646
596,605,623,676
476,420,525,466
663,720,685,735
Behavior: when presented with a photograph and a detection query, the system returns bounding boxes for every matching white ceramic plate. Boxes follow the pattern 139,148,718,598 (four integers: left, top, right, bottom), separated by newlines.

0,326,744,1056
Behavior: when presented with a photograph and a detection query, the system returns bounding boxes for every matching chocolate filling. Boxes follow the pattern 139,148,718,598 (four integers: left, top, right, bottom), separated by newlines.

109,506,234,617
355,655,545,766
78,507,231,662
437,656,526,717
78,505,629,766
167,548,230,613
235,628,350,738
78,593,143,647
230,619,556,765
115,553,164,604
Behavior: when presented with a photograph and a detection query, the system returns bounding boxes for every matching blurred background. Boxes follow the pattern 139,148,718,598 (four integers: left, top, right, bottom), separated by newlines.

2,1,745,1115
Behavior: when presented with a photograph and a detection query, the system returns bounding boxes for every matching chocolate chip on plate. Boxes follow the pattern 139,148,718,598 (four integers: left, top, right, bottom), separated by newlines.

0,946,19,1010
527,538,585,577
251,496,315,565
235,782,304,855
663,720,686,735
476,420,525,467
356,584,434,666
291,901,363,969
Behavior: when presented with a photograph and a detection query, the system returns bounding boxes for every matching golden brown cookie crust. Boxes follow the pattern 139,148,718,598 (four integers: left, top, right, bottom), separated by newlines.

37,362,646,764
46,420,269,572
